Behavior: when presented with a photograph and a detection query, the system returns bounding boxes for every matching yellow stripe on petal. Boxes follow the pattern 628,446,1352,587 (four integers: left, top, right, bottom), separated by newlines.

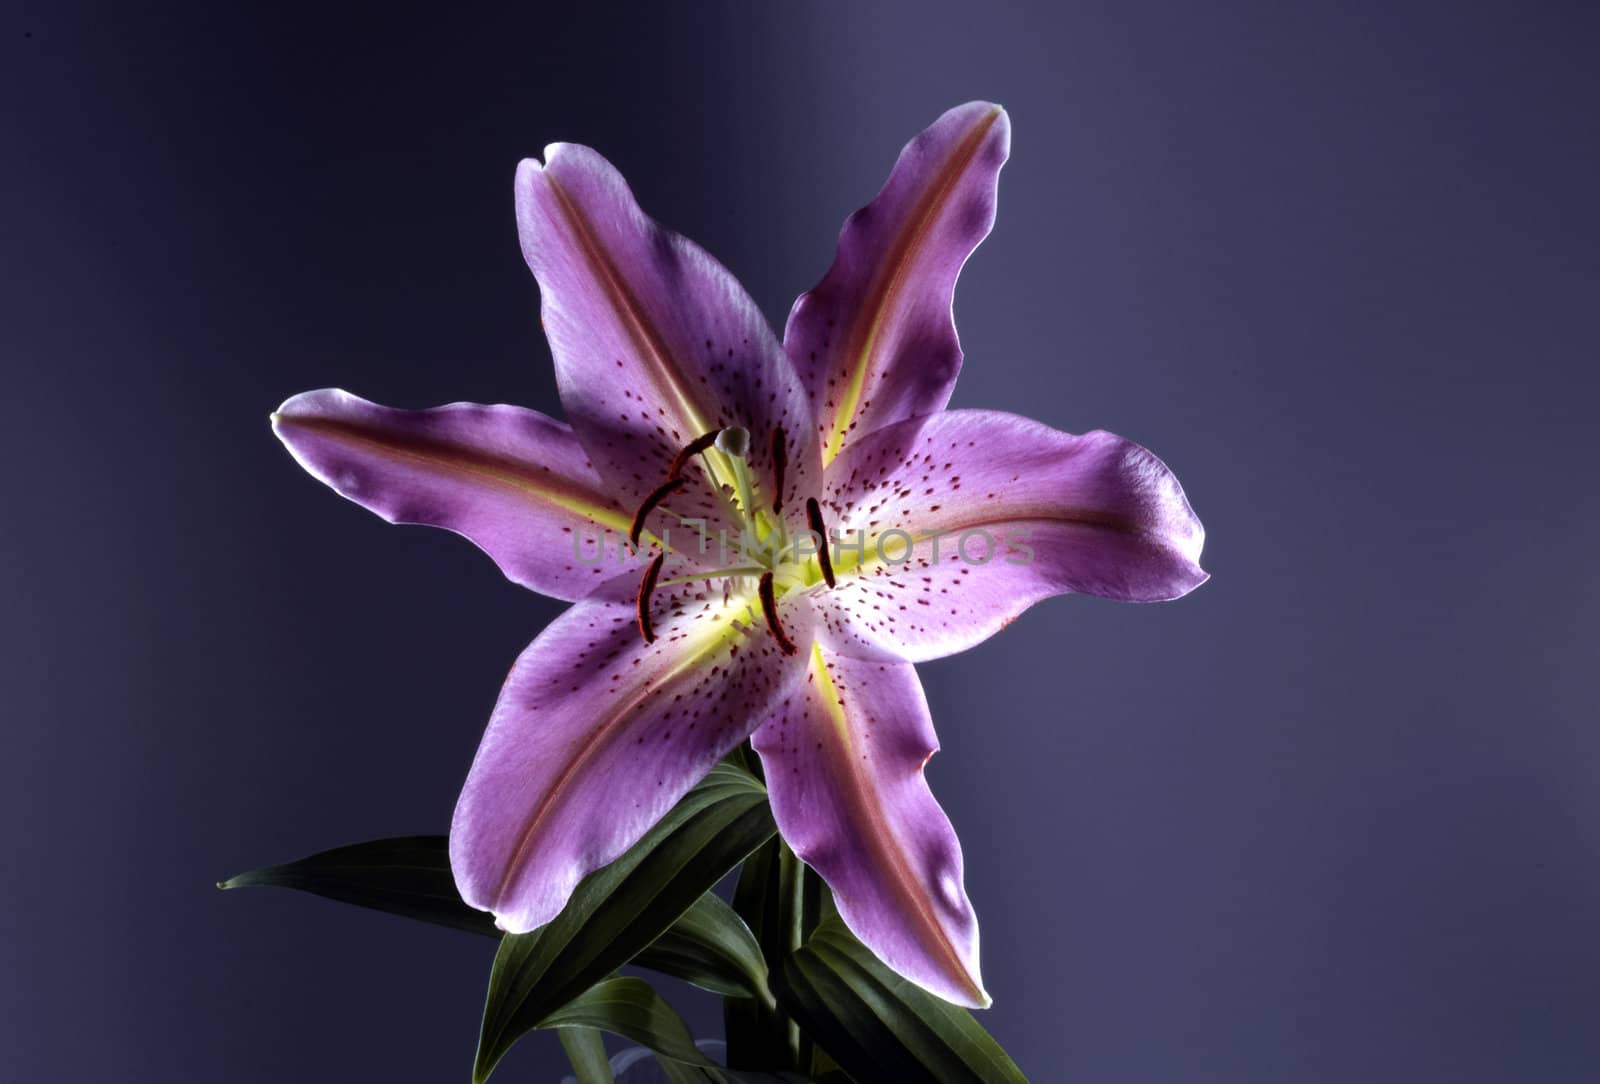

490,589,759,909
543,171,716,442
822,105,1005,467
806,644,990,1007
273,411,633,534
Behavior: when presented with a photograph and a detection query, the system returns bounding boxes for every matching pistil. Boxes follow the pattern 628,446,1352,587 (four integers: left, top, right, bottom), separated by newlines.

715,427,761,523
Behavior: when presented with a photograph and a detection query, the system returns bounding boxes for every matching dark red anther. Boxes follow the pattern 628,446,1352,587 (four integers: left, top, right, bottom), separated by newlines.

805,496,836,588
636,552,666,643
667,429,722,479
769,426,788,513
757,572,797,656
630,476,686,547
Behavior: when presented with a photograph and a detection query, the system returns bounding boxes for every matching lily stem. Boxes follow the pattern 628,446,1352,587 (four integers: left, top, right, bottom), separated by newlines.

777,839,817,1070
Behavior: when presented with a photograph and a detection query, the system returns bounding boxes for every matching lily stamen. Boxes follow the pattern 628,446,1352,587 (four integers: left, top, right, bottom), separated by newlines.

635,551,666,643
667,429,722,479
805,496,837,588
267,103,1209,1017
757,571,796,656
629,476,687,547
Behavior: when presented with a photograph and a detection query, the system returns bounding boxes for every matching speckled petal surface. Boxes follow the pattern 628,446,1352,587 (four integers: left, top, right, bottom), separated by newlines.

515,144,820,535
450,572,814,933
814,410,1207,662
785,102,1010,468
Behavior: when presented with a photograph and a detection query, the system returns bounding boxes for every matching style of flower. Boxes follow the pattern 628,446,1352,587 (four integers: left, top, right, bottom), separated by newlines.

271,102,1206,1008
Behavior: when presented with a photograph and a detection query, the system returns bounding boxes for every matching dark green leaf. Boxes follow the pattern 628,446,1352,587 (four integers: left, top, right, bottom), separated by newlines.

217,835,497,936
221,835,767,999
772,916,1028,1084
725,837,795,1072
542,979,811,1084
725,838,827,1073
542,978,723,1071
557,1027,614,1084
474,764,776,1083
641,892,771,1001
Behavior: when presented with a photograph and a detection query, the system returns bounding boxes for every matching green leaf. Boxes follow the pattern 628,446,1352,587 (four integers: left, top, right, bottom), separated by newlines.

543,979,812,1084
725,837,795,1072
557,1027,614,1084
642,892,771,1001
771,915,1028,1084
474,764,777,1083
217,835,498,936
725,836,827,1073
221,835,768,999
542,977,723,1070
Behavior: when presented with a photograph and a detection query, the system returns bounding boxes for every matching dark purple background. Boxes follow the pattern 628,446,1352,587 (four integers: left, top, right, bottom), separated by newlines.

4,2,1597,1080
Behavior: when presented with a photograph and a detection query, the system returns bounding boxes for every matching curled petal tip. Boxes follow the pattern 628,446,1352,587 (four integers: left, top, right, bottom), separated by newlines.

491,912,532,935
962,979,995,1010
755,650,986,1008
267,388,642,600
786,99,1012,463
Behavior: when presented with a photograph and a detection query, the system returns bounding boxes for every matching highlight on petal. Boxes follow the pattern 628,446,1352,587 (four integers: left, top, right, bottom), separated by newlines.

753,644,988,1008
785,102,1011,468
816,410,1207,662
271,389,642,601
450,572,814,934
514,145,821,525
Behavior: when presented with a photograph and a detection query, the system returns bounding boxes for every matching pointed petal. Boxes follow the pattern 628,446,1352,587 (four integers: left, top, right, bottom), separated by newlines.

785,102,1011,468
451,573,813,933
753,644,987,1008
515,146,820,523
271,389,643,601
817,410,1207,661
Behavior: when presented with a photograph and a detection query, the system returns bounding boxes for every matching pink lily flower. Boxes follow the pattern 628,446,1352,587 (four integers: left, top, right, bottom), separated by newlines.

271,102,1206,1009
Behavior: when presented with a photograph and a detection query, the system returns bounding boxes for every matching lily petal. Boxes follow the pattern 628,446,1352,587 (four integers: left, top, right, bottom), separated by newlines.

272,389,640,601
753,644,987,1008
817,410,1207,662
451,572,813,933
515,145,820,525
785,102,1011,468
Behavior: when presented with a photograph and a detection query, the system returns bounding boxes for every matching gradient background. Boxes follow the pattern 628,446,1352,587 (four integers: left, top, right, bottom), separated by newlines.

4,2,1597,1080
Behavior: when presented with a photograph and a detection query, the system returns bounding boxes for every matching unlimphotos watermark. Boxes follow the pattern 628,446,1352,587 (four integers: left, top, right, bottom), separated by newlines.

571,522,1034,569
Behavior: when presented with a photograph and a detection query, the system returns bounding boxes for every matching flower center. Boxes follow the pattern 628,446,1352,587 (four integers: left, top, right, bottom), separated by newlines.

631,426,834,655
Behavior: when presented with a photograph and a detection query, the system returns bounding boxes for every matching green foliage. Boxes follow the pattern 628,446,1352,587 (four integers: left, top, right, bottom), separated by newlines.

222,758,1028,1082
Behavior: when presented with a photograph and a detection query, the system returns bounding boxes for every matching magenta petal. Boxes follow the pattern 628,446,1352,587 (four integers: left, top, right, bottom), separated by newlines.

514,145,820,521
753,645,987,1008
272,389,642,601
785,102,1010,467
450,573,813,934
817,410,1207,662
